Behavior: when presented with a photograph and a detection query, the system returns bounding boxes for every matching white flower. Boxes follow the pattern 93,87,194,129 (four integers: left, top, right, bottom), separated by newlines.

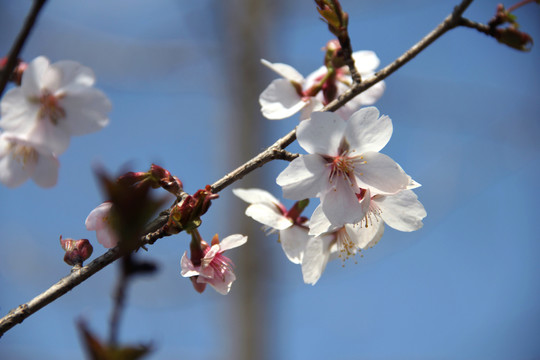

233,188,310,264
85,202,118,248
301,222,384,285
0,56,111,155
276,107,410,227
0,132,58,188
181,234,247,295
302,188,426,284
259,51,385,120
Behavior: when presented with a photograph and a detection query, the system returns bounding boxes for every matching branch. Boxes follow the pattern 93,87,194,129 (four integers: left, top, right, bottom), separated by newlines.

325,0,474,112
0,0,48,97
0,0,475,337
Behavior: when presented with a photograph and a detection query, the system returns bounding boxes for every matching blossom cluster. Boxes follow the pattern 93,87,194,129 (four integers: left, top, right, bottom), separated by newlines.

0,56,111,188
235,47,426,285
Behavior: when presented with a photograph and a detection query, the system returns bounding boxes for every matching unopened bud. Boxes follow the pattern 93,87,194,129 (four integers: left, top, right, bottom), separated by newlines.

60,236,93,266
496,27,533,51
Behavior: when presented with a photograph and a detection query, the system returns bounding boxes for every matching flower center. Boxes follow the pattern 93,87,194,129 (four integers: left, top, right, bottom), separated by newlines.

360,200,382,229
327,151,359,191
202,246,234,282
8,141,38,168
336,227,357,260
39,91,65,125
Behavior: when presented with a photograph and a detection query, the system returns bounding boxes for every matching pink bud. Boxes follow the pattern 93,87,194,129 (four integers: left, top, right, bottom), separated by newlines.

60,236,93,266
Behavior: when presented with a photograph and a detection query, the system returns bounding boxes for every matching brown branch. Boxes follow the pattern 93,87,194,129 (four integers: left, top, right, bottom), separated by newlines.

0,0,48,97
325,0,474,112
458,17,492,36
0,0,476,337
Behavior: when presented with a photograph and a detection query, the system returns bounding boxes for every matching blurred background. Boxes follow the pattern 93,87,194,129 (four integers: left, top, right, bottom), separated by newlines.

0,0,539,359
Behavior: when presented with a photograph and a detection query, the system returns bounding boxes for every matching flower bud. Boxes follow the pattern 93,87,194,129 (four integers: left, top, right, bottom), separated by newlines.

60,236,93,266
496,27,533,51
166,185,218,234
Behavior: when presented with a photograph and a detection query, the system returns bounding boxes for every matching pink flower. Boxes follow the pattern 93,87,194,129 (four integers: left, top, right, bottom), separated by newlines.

181,234,247,295
85,202,119,248
0,132,58,188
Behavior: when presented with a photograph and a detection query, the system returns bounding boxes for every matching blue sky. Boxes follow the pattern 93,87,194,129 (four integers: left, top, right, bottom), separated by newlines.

0,0,539,359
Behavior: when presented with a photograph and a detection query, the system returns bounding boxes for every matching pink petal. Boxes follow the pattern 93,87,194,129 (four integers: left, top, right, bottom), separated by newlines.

180,251,201,277
219,234,247,252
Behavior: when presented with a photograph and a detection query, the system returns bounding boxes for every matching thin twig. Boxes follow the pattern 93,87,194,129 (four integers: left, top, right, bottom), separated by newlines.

0,0,476,337
458,17,492,36
108,258,128,346
0,0,48,97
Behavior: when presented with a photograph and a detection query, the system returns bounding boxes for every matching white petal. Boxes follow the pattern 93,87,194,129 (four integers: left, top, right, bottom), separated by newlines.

0,87,40,135
219,234,247,252
261,59,304,83
354,151,410,195
60,85,111,135
299,97,324,121
23,114,71,155
352,51,380,74
356,79,385,106
232,188,281,206
0,135,34,188
303,65,327,88
51,60,95,89
345,221,384,249
278,225,310,264
246,203,292,230
259,79,306,120
21,56,50,97
276,154,328,200
297,111,346,156
301,234,334,285
321,176,368,226
180,251,200,277
308,204,335,236
31,150,59,188
376,190,427,232
346,107,392,153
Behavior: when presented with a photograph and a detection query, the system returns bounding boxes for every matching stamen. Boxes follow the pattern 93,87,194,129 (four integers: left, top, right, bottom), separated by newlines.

38,91,65,125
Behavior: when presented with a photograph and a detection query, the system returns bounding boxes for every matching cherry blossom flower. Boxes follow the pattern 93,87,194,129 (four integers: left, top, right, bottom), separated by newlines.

302,188,426,284
233,188,310,264
0,132,58,188
85,202,119,248
301,223,384,285
276,107,410,227
259,50,385,120
181,234,247,295
0,56,111,155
